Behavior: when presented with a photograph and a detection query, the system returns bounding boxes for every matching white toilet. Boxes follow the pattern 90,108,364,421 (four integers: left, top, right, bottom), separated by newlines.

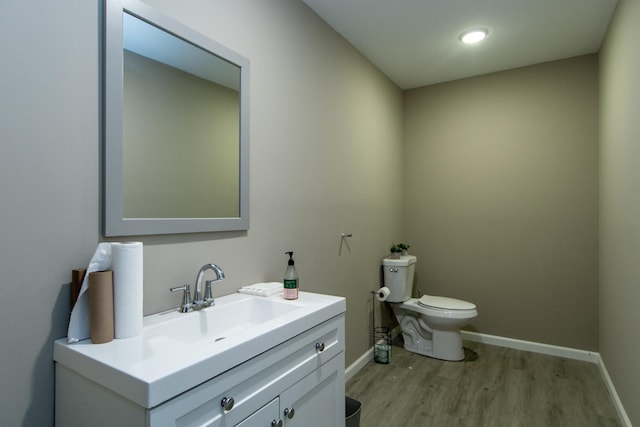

382,255,477,361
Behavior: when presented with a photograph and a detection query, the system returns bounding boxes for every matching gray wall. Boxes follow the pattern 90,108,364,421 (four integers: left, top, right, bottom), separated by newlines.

0,1,101,426
600,0,640,424
0,1,402,425
403,55,600,350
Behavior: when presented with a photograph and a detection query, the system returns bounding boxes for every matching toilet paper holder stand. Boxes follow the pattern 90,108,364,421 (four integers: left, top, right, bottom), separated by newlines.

370,290,392,364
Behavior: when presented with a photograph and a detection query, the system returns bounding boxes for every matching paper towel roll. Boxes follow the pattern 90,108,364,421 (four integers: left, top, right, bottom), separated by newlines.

112,242,143,339
88,270,114,344
375,287,391,302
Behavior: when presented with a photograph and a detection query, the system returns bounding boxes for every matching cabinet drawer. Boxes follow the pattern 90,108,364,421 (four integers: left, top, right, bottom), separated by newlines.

149,314,345,426
236,397,279,427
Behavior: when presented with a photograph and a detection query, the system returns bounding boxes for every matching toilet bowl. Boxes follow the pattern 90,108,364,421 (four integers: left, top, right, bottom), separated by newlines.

382,256,477,361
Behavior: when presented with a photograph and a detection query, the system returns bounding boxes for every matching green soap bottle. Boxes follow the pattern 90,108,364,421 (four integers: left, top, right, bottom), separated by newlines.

283,251,299,300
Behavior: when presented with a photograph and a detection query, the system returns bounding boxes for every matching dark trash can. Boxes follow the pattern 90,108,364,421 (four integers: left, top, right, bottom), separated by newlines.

345,396,361,427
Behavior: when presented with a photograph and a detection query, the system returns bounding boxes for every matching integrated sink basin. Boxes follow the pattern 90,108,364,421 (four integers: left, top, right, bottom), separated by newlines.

147,294,303,344
54,291,345,408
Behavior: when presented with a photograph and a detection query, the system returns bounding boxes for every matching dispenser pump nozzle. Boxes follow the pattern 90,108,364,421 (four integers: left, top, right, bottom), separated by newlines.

285,251,295,265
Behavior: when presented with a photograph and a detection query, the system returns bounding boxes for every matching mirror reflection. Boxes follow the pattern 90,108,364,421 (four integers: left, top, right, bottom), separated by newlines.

122,13,240,218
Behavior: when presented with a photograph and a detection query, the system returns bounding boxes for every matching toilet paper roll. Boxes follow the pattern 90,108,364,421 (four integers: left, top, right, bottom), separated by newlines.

112,242,143,339
375,287,391,302
88,270,114,344
374,343,391,364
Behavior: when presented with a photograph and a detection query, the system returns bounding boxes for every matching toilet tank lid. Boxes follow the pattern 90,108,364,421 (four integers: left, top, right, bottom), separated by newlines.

382,255,417,266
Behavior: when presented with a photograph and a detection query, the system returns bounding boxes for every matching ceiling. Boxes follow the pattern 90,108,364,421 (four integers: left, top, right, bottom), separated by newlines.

302,0,618,89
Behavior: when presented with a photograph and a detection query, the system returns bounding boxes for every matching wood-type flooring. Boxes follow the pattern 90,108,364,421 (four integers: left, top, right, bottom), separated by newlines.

345,339,621,426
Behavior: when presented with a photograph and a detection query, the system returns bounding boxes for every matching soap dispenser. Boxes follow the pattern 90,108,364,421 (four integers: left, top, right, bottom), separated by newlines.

283,251,299,300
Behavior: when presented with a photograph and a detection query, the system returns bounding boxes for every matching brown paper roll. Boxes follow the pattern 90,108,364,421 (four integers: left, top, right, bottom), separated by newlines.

88,270,114,344
71,268,86,309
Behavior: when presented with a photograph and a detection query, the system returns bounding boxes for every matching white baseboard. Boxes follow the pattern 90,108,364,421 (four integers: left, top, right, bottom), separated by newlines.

594,353,633,427
346,329,631,426
345,346,373,383
460,330,600,362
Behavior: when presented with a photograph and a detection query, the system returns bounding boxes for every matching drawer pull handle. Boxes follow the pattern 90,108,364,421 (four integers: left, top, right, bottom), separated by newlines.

221,397,234,412
315,342,325,352
271,420,283,427
284,407,295,419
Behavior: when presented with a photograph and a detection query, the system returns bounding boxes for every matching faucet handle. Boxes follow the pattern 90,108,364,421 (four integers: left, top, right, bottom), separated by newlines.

203,280,215,307
170,284,192,313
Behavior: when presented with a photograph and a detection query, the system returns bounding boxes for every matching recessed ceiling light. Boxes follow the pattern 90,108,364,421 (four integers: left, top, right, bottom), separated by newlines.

460,29,488,44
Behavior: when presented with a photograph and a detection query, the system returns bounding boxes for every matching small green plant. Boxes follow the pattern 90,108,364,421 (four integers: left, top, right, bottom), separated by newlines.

397,243,410,251
390,243,402,253
389,243,403,258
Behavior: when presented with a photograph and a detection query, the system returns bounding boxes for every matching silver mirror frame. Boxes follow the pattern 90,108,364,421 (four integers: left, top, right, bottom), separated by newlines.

103,0,249,236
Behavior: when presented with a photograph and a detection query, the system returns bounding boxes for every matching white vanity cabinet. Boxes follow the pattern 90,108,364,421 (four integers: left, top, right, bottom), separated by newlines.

55,311,345,427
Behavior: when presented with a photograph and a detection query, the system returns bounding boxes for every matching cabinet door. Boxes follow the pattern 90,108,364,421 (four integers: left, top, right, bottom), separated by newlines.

236,398,281,427
279,354,345,427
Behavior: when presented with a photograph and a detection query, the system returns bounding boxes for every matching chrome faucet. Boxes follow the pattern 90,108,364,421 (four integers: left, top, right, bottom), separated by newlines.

192,263,225,309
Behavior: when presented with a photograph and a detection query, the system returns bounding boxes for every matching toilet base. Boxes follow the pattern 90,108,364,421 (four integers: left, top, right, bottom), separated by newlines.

393,303,469,361
402,328,465,361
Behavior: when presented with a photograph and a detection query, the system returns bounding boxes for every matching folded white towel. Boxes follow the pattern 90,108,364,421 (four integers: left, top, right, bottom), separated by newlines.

238,282,283,297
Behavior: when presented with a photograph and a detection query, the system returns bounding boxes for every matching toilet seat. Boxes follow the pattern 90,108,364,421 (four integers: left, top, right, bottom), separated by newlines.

397,297,477,320
417,295,476,311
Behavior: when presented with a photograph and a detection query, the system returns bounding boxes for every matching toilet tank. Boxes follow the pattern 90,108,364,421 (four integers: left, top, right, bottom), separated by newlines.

382,255,417,302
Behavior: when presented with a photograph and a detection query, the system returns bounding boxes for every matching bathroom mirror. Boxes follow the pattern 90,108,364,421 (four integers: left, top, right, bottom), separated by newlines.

104,0,249,236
